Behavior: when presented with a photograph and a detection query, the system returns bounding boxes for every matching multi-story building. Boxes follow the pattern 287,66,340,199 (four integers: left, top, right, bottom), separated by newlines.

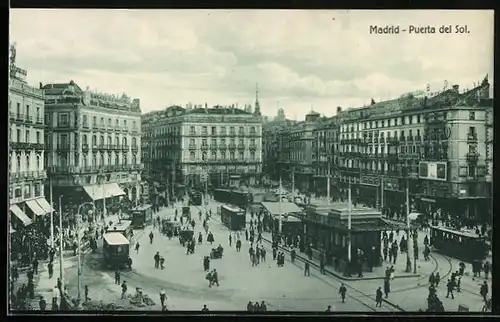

262,119,295,182
277,111,321,191
8,44,51,230
311,112,341,196
142,105,263,196
336,77,492,222
43,81,144,210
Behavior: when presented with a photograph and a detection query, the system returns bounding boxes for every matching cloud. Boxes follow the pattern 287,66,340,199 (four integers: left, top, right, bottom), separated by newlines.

10,9,494,117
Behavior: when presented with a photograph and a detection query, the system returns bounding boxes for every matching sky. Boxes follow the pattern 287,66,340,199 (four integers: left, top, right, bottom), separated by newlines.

10,9,494,119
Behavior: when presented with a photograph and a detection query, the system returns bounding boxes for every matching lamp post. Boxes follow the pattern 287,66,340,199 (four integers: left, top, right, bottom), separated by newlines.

58,195,64,288
76,202,96,300
405,178,412,273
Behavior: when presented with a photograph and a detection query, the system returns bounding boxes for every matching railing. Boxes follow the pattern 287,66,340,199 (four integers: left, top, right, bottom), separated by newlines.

237,144,245,149
210,144,218,149
201,144,209,150
82,123,89,129
228,132,237,137
56,144,72,150
407,136,414,142
228,143,237,149
201,132,208,137
249,144,257,150
219,144,227,149
131,145,139,151
415,136,421,142
188,144,197,150
132,128,139,133
466,152,479,162
466,134,478,143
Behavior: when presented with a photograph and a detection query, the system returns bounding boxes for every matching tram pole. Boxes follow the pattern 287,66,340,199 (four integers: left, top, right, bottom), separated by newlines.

326,159,331,205
278,174,283,235
347,177,352,263
405,178,412,273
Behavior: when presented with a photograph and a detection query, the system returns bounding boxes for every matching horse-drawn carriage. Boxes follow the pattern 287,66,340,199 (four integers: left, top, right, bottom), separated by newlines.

179,228,194,246
210,245,224,259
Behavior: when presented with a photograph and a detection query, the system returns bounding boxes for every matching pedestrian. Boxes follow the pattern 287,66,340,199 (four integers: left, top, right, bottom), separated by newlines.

149,231,154,244
429,272,435,287
480,281,488,302
48,261,53,279
84,285,89,302
201,304,209,312
446,279,454,299
388,248,393,263
435,272,441,287
260,300,267,312
52,285,60,310
456,275,461,293
245,229,249,241
384,278,390,298
229,233,232,247
304,262,310,276
383,247,388,262
211,269,219,287
115,271,121,285
261,248,266,262
320,254,326,274
325,305,332,312
339,283,347,303
160,257,165,270
272,247,277,260
39,295,47,311
483,261,491,279
247,301,254,312
154,252,160,269
33,257,39,274
159,289,166,308
376,287,383,307
121,281,128,299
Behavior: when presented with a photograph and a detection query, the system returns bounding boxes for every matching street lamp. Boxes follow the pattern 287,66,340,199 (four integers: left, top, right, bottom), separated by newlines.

58,195,64,288
76,202,96,300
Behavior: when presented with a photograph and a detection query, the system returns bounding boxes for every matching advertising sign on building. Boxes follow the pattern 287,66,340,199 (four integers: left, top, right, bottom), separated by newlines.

419,161,447,181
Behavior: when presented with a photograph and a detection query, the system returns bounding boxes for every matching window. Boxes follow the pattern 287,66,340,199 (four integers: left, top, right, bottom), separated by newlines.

100,136,104,146
189,151,195,161
469,127,476,135
26,154,30,171
92,135,97,147
26,105,30,117
211,139,216,146
250,151,256,160
190,126,195,135
221,151,226,160
115,136,119,146
123,120,127,128
123,154,128,165
24,184,31,199
250,139,256,146
25,130,30,143
108,136,112,145
468,165,476,177
132,121,136,129
190,139,195,146
250,126,256,134
108,154,112,165
211,126,216,135
122,137,127,146
202,126,208,134
239,139,244,145
211,151,217,160
16,129,21,143
230,126,235,134
469,111,475,120
132,154,137,164
202,152,207,161
239,126,244,134
36,131,41,144
239,151,244,160
59,113,69,127
16,102,21,116
202,139,207,146
417,115,421,123
16,154,21,171
115,119,119,128
92,116,97,127
220,127,226,135
115,153,119,165
230,151,235,160
99,153,104,166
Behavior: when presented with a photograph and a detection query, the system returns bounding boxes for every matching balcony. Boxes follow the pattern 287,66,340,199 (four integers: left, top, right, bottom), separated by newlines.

237,144,245,150
466,134,478,143
427,118,446,125
415,136,421,142
47,166,99,174
56,144,72,151
466,152,479,162
228,132,237,137
228,143,237,149
131,145,139,151
399,136,406,142
82,123,89,129
201,132,208,137
114,126,121,132
407,136,414,142
210,144,218,150
188,144,197,150
219,143,227,149
201,144,209,150
121,127,129,132
249,144,257,150
132,128,139,133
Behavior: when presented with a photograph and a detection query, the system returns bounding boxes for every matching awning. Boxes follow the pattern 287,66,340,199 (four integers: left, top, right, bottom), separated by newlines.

261,201,303,216
26,199,45,217
106,183,126,198
83,185,106,201
35,198,55,214
10,204,33,226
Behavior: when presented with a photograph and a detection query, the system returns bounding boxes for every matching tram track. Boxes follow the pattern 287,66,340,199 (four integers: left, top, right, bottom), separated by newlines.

202,209,398,312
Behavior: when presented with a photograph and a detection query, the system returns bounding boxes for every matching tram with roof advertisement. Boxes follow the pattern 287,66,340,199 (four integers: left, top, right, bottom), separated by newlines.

429,225,488,262
106,220,133,240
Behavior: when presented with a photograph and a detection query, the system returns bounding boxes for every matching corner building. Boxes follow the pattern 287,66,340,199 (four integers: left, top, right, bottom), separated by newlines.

43,81,144,213
142,106,262,197
9,64,52,231
337,78,492,223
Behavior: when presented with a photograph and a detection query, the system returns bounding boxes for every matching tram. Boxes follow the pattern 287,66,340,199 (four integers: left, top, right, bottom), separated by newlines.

429,225,488,261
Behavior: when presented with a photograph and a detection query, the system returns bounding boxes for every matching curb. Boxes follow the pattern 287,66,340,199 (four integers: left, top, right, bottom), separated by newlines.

261,236,420,282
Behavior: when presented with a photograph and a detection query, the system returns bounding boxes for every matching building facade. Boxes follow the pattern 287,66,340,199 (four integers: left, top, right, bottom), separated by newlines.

43,81,144,210
276,111,321,192
8,45,52,230
143,105,263,197
336,78,492,222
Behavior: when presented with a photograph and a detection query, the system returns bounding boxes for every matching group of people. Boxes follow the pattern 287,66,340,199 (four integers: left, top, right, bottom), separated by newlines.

246,300,267,312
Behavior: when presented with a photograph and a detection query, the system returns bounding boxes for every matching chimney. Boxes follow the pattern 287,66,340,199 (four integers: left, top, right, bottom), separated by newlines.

452,85,459,92
205,102,208,109
337,106,342,113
